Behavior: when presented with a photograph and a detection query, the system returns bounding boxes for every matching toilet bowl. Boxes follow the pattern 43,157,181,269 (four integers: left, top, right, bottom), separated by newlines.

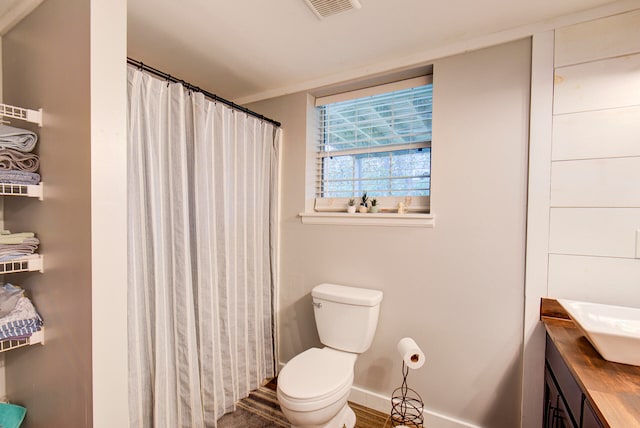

277,347,357,428
277,283,383,428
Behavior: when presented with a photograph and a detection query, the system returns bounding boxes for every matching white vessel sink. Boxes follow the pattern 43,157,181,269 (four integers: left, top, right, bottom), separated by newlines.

558,299,640,366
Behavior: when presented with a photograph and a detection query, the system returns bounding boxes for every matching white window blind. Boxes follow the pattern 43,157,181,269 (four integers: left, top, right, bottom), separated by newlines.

314,77,432,212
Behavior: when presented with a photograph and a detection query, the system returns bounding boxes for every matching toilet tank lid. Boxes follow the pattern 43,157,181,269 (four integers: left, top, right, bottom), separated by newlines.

312,283,383,307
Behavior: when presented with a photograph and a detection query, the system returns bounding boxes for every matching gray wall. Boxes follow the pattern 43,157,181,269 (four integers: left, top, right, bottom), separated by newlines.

249,38,531,427
2,0,93,426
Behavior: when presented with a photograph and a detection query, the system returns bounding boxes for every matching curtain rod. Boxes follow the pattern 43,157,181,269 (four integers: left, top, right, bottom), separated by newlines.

127,57,281,128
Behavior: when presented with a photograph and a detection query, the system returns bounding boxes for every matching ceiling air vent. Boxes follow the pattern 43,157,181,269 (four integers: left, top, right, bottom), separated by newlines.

303,0,362,19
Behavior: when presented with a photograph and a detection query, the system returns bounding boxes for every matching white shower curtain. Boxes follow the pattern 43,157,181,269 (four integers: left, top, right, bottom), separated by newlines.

127,67,279,428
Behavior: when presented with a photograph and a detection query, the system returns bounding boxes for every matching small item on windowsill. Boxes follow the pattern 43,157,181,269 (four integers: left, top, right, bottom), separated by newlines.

359,192,369,213
347,198,356,214
370,198,379,213
397,202,407,214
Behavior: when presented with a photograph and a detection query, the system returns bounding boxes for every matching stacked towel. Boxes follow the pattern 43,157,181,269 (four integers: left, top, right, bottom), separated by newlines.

0,170,40,185
0,148,39,172
0,284,24,318
0,233,39,261
0,296,43,340
0,124,40,185
0,124,37,153
0,232,35,245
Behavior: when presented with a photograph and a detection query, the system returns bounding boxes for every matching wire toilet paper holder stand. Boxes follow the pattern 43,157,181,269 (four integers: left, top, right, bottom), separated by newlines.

390,359,424,427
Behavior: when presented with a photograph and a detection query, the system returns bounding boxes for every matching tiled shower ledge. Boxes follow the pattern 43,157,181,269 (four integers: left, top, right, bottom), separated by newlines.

298,212,435,227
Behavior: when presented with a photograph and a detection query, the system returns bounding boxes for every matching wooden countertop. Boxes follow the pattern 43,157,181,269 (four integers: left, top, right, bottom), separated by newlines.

541,298,640,427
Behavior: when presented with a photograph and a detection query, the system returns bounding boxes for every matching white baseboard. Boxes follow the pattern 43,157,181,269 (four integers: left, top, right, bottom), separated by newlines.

348,385,481,428
277,361,480,428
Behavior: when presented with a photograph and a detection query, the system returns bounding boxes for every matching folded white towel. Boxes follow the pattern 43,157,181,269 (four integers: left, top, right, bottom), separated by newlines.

0,284,24,318
0,233,36,245
0,296,36,324
0,170,40,185
0,124,37,153
0,296,43,340
0,237,39,260
0,149,39,172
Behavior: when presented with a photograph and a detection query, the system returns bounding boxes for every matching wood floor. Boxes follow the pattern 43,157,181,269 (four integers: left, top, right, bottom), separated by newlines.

350,401,392,428
217,379,393,428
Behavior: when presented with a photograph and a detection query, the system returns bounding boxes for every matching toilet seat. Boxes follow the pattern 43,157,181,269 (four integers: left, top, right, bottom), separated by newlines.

278,347,357,412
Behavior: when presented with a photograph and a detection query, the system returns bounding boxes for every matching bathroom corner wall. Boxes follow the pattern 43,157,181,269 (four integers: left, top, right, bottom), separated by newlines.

521,10,640,428
248,38,531,428
2,0,92,426
0,38,4,403
546,9,640,306
2,0,129,425
0,38,3,101
2,1,93,423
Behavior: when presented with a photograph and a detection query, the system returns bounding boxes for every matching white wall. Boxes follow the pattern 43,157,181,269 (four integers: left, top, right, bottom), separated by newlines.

249,38,531,428
548,9,640,307
90,0,129,426
521,9,640,428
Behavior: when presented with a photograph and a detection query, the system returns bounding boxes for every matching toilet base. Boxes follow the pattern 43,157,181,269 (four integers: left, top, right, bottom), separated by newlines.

291,403,356,428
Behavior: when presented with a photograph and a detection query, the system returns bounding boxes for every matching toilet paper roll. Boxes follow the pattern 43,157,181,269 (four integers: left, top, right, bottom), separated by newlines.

397,337,425,369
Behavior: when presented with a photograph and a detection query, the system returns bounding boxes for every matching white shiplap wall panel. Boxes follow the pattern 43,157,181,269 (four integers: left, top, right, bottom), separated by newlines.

550,157,640,207
552,106,640,160
555,9,640,67
549,208,640,258
548,254,640,307
553,53,640,115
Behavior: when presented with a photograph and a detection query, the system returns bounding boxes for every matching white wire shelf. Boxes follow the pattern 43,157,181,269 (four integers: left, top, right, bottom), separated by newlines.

0,182,43,200
0,329,45,353
0,255,43,274
0,103,43,127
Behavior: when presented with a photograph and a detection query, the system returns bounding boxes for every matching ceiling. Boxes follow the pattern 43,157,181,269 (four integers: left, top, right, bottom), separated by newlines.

128,0,627,103
0,0,631,102
0,0,568,100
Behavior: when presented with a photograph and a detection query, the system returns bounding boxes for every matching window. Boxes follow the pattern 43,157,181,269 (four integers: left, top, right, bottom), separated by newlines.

314,76,432,213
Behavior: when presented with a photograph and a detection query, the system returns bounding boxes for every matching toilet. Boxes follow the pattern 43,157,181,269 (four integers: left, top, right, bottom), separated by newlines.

277,283,383,428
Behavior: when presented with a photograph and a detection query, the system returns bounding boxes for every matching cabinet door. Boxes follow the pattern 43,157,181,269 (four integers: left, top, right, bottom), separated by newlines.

544,366,559,427
582,398,604,428
546,335,582,424
544,365,577,428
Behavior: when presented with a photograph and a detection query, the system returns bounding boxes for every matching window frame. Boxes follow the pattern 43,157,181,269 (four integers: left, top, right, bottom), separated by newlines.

312,76,433,214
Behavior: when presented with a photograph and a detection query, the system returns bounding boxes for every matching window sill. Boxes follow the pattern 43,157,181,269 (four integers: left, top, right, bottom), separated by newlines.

298,212,435,228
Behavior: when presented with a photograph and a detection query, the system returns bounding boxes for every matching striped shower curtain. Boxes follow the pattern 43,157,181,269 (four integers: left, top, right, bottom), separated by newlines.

127,66,279,427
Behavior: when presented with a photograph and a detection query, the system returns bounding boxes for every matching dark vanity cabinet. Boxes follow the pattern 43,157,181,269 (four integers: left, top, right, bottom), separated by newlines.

543,364,572,427
544,335,604,428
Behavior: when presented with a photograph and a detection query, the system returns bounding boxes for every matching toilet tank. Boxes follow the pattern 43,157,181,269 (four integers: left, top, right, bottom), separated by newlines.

312,283,383,354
